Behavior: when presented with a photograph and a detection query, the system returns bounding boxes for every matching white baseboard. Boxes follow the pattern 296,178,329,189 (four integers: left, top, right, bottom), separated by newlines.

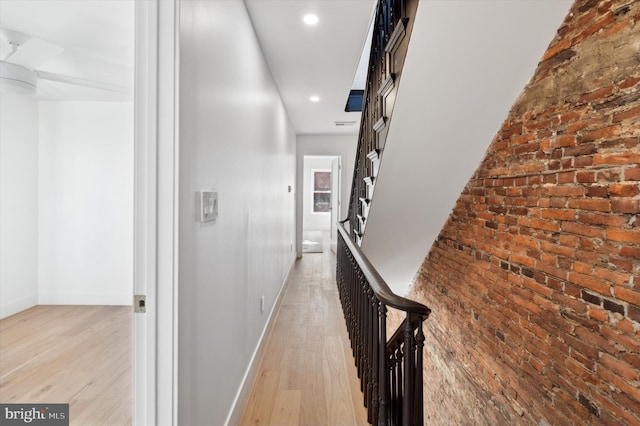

38,292,132,306
0,294,39,320
224,257,296,426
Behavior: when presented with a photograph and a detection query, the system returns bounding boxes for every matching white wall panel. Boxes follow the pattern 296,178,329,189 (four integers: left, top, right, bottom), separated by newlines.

38,101,133,305
0,94,39,319
177,1,296,423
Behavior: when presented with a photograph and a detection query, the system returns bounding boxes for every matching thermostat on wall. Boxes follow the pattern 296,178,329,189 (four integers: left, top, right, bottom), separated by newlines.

200,191,218,222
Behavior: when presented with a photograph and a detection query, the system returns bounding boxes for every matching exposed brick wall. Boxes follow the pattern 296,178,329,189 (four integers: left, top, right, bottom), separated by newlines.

406,1,640,424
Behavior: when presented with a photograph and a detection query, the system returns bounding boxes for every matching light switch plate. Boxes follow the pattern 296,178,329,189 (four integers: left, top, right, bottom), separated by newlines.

200,191,218,222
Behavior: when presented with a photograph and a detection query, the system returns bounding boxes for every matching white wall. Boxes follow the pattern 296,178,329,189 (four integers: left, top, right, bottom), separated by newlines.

303,156,333,231
361,0,572,294
0,94,39,319
38,101,133,305
177,1,296,423
296,134,357,256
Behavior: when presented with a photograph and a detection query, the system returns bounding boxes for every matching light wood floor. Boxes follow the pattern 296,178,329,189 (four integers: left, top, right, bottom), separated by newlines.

239,244,369,426
0,305,131,425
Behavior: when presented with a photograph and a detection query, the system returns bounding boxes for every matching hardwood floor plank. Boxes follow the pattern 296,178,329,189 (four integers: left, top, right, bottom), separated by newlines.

323,335,359,426
270,389,301,426
300,348,327,426
239,370,280,425
239,241,368,426
0,305,131,425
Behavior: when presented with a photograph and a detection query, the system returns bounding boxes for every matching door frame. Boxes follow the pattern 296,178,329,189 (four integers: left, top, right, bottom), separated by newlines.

329,157,341,253
299,155,341,253
133,1,179,425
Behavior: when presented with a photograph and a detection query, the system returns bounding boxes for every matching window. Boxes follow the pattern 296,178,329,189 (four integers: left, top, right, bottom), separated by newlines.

312,170,331,213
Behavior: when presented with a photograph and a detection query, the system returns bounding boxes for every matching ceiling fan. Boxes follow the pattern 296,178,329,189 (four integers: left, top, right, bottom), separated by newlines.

0,28,131,97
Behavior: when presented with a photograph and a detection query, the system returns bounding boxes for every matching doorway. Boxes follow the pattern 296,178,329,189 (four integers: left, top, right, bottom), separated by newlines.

0,0,136,424
302,155,341,254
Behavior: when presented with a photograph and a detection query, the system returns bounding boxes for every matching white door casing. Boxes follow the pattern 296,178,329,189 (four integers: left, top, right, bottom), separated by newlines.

133,1,179,425
330,157,341,253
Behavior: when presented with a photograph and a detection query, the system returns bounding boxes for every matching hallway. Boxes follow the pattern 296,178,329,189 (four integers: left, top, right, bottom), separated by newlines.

239,244,368,425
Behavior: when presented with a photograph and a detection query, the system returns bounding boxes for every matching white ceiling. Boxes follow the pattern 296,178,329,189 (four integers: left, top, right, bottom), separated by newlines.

0,0,373,133
0,0,134,101
245,0,375,135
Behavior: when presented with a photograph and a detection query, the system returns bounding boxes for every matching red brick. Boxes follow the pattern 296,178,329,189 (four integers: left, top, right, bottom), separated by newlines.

530,218,561,232
558,171,575,184
573,11,616,43
562,221,605,238
576,171,596,183
585,185,609,198
600,16,632,38
620,246,640,258
619,75,640,90
593,268,632,286
568,272,611,296
614,287,640,306
611,199,639,213
609,183,640,197
598,365,640,403
612,104,640,122
577,213,626,227
587,306,609,322
579,86,614,104
606,228,640,243
594,153,640,165
567,198,611,212
547,186,584,197
601,325,640,352
542,37,572,61
625,167,640,181
601,353,639,381
580,125,620,142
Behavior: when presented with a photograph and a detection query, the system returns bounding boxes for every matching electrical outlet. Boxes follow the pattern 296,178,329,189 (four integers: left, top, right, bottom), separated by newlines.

260,295,265,313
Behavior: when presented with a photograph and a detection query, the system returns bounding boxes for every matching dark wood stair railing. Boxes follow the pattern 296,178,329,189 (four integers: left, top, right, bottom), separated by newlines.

337,220,431,426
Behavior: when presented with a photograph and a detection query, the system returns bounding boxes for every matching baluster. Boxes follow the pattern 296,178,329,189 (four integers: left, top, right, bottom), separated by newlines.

370,294,379,425
377,304,388,426
414,322,425,425
364,287,372,412
354,265,360,358
397,345,403,426
402,316,415,426
350,263,356,355
388,349,396,426
365,285,377,423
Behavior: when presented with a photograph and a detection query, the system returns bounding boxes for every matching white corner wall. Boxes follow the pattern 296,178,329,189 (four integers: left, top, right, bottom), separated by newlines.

361,0,573,294
0,94,39,319
296,134,357,256
177,1,296,423
38,101,133,305
302,157,333,231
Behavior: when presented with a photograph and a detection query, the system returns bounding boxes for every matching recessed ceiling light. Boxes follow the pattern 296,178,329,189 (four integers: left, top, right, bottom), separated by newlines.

310,95,320,102
303,14,319,25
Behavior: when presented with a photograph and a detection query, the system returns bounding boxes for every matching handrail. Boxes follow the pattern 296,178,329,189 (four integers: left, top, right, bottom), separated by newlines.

338,220,431,318
337,218,430,425
337,0,427,423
